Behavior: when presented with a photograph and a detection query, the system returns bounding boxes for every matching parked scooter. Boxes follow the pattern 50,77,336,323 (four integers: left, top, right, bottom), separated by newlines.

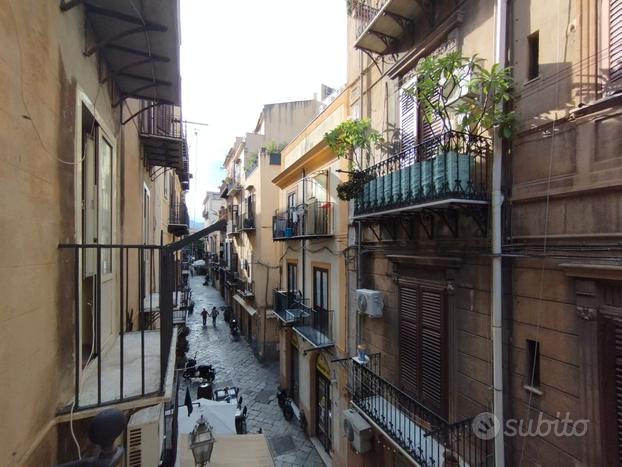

276,387,294,421
230,319,240,341
183,353,216,382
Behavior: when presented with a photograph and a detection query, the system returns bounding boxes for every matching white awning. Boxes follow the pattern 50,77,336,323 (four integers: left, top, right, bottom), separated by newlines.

234,294,257,316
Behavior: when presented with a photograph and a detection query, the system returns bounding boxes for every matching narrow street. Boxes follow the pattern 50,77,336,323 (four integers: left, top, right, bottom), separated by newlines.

181,275,326,467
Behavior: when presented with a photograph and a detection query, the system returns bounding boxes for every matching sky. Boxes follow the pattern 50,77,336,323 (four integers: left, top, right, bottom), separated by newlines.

180,0,348,223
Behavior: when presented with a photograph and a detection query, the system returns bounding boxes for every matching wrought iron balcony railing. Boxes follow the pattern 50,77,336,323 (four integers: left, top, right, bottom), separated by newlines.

168,202,189,236
350,0,388,38
273,290,308,325
350,361,491,466
354,131,491,218
293,304,333,348
240,203,256,232
139,103,184,170
58,243,176,412
236,280,255,299
272,201,334,241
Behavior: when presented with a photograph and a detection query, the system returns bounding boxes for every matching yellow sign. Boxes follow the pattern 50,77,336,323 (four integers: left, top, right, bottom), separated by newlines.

316,352,331,379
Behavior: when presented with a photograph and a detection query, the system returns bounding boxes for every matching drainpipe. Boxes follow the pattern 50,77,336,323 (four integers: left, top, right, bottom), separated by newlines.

491,0,507,466
301,170,306,300
355,49,365,350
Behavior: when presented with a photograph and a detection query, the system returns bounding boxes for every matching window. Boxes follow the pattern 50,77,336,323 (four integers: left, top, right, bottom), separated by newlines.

609,0,622,83
98,134,113,274
313,267,330,336
526,339,541,388
287,262,298,293
527,31,540,81
399,282,447,417
399,77,417,150
269,153,281,165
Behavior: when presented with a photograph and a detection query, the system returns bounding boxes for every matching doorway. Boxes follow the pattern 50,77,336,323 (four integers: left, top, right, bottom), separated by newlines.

316,356,332,453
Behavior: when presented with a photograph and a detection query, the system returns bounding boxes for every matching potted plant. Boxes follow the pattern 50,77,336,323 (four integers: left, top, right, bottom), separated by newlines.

404,51,515,197
324,118,383,201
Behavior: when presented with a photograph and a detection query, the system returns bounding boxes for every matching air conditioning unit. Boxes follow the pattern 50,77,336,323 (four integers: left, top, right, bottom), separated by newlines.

343,409,372,454
356,289,384,318
126,404,164,467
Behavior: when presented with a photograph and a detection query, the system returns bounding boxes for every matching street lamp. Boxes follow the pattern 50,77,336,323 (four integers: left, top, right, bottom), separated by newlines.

189,415,215,466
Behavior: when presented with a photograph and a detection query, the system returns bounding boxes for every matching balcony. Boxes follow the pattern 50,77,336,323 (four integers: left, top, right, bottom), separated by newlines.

140,103,184,170
240,208,256,232
273,290,309,325
272,201,334,241
225,270,240,288
58,244,176,413
168,202,189,236
228,205,241,236
354,131,491,219
350,361,491,466
350,0,424,55
236,280,255,300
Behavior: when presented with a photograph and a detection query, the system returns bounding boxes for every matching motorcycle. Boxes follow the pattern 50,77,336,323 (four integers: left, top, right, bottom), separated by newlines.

230,319,240,341
276,387,294,421
183,353,216,382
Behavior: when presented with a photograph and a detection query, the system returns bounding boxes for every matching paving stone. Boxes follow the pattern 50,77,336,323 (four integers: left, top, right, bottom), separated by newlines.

180,277,325,466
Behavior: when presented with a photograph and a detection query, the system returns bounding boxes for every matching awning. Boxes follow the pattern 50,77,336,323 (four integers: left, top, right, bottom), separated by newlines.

178,434,274,467
62,0,181,105
234,294,257,316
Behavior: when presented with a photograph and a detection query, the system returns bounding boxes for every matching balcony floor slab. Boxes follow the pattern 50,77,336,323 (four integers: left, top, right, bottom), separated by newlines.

76,330,163,409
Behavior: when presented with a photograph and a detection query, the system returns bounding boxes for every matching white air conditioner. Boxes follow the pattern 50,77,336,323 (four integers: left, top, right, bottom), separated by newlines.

356,289,384,318
343,408,372,454
126,404,164,467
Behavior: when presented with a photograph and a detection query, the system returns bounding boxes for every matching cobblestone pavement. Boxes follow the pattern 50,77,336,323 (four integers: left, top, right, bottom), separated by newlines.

181,275,325,467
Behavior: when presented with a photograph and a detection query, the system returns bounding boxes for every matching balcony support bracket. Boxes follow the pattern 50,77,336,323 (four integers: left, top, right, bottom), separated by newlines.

416,212,435,240
398,218,414,241
436,209,459,238
462,205,488,237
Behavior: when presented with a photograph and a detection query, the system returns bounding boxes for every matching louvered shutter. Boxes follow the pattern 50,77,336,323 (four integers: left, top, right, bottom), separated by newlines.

400,80,417,151
419,89,444,146
611,0,622,83
399,287,419,395
419,287,446,415
399,283,447,417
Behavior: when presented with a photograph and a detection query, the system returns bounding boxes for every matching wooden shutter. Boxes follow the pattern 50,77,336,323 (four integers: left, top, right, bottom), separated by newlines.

399,287,420,395
419,89,444,146
399,283,447,416
399,80,417,151
611,0,622,83
601,313,622,466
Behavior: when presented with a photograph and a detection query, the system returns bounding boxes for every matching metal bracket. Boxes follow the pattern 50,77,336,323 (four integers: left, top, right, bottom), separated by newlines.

462,205,488,237
368,223,382,242
398,218,414,241
121,102,160,126
436,209,459,238
416,212,435,240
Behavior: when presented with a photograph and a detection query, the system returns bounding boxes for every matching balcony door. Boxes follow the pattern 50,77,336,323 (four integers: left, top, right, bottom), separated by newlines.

313,267,329,336
287,262,298,294
398,281,448,417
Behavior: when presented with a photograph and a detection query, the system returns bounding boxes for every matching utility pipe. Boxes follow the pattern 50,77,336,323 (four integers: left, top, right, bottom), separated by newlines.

491,0,507,465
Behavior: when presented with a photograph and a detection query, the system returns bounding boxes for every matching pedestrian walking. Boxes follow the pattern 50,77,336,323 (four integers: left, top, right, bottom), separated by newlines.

201,308,208,327
211,306,219,327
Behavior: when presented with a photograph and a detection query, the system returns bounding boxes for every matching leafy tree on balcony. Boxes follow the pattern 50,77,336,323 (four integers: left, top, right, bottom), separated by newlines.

324,118,383,200
405,51,515,141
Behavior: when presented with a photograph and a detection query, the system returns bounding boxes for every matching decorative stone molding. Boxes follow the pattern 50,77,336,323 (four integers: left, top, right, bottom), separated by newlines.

576,305,598,321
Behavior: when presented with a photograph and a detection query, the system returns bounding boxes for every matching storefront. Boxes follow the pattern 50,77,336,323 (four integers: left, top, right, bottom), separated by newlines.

316,352,332,453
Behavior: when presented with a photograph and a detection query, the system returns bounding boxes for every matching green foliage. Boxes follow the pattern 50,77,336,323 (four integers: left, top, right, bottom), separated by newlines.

325,118,383,201
404,51,515,140
324,118,383,170
265,141,287,154
244,151,258,174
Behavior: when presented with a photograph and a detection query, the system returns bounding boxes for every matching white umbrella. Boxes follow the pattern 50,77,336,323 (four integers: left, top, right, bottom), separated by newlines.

178,398,237,435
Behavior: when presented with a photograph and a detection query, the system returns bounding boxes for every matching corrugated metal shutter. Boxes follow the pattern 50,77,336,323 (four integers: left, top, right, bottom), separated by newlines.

399,283,447,416
611,0,622,83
